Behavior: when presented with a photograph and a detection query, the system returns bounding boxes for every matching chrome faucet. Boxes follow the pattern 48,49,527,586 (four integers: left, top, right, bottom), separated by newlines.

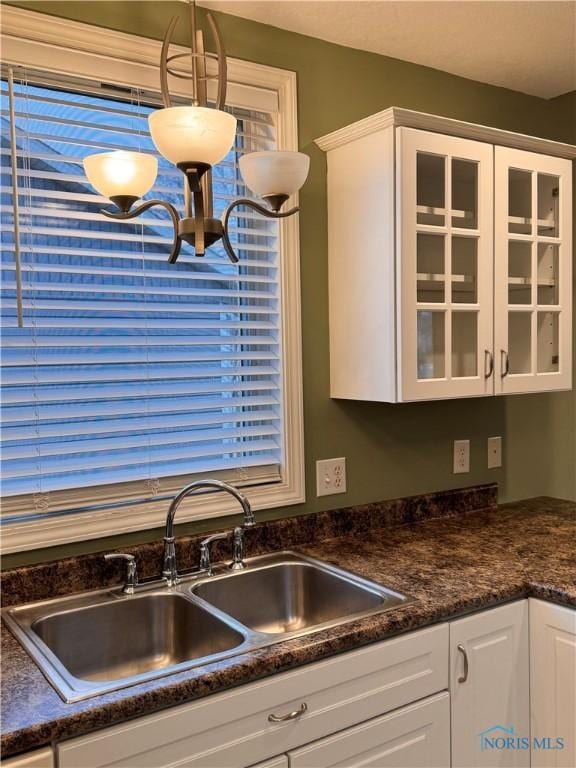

162,479,255,585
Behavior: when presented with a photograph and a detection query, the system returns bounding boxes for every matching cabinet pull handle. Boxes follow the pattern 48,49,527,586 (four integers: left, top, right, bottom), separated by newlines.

484,350,494,379
268,703,308,722
500,349,510,377
457,644,469,683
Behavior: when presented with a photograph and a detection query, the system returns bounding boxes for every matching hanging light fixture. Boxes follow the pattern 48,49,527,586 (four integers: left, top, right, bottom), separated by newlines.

83,1,309,264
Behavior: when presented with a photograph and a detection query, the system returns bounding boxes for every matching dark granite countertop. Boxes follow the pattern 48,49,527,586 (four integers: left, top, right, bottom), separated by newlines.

1,490,575,758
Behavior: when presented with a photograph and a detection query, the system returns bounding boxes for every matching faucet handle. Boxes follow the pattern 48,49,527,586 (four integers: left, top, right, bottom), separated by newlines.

199,531,230,574
104,553,138,595
230,525,249,571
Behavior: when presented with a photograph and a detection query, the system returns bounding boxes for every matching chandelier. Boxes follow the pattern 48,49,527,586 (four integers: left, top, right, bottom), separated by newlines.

83,1,309,264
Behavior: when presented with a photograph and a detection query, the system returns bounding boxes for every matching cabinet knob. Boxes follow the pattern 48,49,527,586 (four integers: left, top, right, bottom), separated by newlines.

268,703,308,722
457,643,469,683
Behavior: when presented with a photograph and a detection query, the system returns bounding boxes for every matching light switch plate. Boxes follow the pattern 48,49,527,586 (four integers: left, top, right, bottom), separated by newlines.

316,457,347,497
453,440,470,474
487,436,502,469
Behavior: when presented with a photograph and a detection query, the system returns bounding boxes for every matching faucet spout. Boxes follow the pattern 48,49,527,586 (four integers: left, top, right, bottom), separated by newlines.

162,479,254,585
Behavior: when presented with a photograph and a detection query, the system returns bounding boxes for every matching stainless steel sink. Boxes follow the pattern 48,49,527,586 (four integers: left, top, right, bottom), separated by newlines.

192,553,405,634
32,593,244,682
4,588,249,701
3,551,414,703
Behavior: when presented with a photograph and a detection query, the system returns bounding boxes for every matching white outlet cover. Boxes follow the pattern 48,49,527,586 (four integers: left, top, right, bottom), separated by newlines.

316,457,347,497
453,439,470,474
487,436,503,469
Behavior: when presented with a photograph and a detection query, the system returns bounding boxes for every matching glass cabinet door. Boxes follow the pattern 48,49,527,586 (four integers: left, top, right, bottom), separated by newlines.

494,147,572,394
397,128,494,401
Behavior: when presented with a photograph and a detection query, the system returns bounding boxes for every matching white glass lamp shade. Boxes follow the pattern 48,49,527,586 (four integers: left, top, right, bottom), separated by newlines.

239,151,310,198
83,151,157,199
148,106,237,167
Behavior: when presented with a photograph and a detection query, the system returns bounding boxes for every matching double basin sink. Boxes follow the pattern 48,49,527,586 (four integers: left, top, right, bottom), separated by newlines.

3,551,414,702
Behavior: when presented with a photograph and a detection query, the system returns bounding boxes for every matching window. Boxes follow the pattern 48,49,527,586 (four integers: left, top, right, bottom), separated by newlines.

0,9,304,552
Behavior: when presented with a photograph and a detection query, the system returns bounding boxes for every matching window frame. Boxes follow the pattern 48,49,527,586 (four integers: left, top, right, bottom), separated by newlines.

0,7,305,553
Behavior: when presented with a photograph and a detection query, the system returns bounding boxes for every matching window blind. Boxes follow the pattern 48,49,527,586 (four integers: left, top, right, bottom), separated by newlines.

0,67,284,518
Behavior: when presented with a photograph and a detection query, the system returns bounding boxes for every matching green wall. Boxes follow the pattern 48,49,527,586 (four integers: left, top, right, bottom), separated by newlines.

3,1,575,568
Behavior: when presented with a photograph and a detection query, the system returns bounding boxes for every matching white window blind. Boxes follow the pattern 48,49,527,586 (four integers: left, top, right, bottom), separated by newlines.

0,67,284,519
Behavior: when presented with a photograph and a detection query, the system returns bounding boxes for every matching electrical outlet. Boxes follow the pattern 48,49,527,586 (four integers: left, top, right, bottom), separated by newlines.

316,457,347,497
453,440,470,474
487,436,502,469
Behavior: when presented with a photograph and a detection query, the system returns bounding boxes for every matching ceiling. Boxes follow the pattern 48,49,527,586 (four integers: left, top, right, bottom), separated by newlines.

201,1,576,98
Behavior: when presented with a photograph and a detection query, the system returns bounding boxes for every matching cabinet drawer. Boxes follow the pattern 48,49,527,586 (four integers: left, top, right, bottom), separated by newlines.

58,624,448,768
2,748,55,768
288,692,450,768
248,758,288,768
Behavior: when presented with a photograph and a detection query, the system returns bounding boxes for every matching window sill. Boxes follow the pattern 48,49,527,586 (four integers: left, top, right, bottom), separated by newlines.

1,471,305,554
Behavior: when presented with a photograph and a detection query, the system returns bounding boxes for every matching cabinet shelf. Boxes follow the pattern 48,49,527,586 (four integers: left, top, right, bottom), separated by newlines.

417,273,475,285
508,216,557,231
508,277,556,287
416,205,474,221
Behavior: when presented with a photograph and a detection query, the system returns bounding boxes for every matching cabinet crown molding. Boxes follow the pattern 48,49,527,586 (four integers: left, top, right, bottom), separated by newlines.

315,107,576,159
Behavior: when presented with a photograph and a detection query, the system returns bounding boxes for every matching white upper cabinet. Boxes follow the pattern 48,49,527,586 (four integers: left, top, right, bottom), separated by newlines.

316,108,574,402
494,148,573,393
398,128,494,400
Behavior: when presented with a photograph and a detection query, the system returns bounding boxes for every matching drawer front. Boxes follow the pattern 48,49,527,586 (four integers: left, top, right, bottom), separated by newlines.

2,748,55,768
58,624,448,768
247,758,288,768
288,692,450,768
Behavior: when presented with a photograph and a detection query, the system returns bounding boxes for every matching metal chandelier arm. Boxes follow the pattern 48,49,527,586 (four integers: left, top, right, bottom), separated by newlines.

102,199,182,264
221,198,299,264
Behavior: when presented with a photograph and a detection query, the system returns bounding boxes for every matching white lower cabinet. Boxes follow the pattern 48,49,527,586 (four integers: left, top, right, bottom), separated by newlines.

54,598,576,768
58,624,448,768
530,598,576,768
287,692,450,768
450,600,530,768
